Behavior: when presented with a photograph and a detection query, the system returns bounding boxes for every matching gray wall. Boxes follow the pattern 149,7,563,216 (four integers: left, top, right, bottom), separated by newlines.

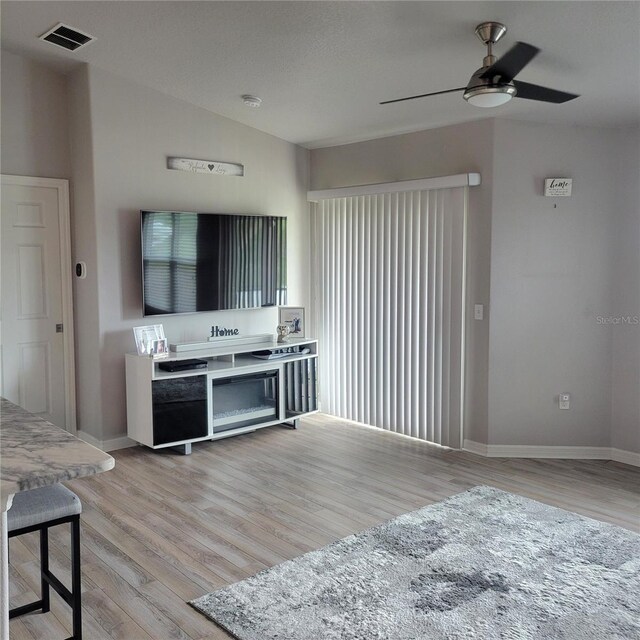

0,52,97,430
311,121,495,445
68,66,102,438
2,52,310,443
1,51,71,178
311,119,639,452
4,49,637,452
611,127,640,453
69,65,310,442
489,120,618,448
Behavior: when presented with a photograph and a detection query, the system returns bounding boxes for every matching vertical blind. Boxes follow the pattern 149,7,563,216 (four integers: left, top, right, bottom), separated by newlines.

311,187,467,448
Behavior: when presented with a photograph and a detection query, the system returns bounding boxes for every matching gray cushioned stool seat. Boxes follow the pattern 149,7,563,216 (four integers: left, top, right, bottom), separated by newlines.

8,484,82,532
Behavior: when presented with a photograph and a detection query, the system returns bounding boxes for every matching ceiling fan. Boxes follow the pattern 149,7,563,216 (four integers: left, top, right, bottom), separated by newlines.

381,22,580,108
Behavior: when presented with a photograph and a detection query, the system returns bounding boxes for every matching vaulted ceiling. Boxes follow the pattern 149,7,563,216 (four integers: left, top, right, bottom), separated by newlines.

2,1,639,148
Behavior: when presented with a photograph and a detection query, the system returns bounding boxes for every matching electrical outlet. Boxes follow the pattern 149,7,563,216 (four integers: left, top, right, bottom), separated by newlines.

559,393,571,410
474,304,484,320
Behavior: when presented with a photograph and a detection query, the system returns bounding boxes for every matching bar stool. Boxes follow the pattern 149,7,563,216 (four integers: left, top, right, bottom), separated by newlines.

7,484,82,640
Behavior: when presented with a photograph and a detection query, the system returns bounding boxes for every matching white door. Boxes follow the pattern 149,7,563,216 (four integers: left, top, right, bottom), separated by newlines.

1,176,75,430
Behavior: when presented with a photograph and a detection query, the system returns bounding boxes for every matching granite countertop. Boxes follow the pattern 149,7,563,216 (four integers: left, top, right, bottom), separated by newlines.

0,398,114,507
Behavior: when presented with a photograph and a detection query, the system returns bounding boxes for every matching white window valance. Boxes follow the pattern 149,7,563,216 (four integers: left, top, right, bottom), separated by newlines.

307,172,480,202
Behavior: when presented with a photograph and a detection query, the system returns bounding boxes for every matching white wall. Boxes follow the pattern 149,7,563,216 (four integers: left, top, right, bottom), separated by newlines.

611,127,640,454
310,121,494,444
489,120,618,448
1,51,71,178
69,65,310,442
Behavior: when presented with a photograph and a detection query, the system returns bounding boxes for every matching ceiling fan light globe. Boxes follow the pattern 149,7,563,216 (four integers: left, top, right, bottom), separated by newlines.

464,85,516,108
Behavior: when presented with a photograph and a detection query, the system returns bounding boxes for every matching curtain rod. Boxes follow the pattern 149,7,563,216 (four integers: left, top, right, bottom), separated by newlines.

307,173,481,202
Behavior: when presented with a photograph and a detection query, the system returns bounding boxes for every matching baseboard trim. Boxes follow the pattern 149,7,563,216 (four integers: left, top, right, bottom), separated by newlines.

462,439,488,457
463,440,640,467
77,430,137,452
610,448,640,467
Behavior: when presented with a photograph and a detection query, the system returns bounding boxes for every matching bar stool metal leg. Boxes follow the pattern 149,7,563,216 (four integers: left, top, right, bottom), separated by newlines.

40,526,50,613
71,516,82,640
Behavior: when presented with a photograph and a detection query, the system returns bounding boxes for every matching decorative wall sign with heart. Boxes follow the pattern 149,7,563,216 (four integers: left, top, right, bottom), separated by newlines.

167,157,244,176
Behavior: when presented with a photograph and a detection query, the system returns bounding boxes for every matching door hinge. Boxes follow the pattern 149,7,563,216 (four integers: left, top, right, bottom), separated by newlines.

56,323,64,333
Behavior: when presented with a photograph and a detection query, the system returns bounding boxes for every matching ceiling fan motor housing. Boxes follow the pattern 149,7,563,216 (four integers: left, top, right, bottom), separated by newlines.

464,67,517,107
464,68,517,94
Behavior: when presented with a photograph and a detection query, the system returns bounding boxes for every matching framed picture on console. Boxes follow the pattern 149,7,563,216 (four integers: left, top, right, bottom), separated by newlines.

150,338,169,359
279,307,305,338
133,324,166,356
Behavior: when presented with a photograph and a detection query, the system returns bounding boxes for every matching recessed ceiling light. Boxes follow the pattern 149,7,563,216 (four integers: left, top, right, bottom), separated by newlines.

242,95,262,108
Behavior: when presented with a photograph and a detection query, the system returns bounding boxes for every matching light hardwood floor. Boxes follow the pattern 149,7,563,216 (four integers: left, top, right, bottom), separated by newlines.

8,414,640,639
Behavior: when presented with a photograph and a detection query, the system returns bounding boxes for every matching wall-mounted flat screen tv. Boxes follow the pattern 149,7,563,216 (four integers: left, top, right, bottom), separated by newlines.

141,210,287,316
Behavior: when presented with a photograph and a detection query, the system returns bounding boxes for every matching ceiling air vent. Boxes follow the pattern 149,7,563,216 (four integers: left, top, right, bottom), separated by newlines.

39,23,95,52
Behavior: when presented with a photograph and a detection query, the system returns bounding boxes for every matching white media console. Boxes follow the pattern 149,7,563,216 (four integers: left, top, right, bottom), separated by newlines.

125,336,318,454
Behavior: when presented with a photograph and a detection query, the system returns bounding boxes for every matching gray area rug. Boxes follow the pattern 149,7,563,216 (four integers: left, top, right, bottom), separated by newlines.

190,486,640,639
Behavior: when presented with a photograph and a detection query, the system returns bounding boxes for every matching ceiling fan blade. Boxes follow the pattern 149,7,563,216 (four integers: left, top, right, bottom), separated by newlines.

513,80,579,103
380,87,466,105
480,42,539,82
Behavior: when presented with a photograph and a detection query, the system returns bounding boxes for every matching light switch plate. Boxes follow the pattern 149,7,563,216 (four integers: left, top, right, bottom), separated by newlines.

474,304,484,320
559,393,571,410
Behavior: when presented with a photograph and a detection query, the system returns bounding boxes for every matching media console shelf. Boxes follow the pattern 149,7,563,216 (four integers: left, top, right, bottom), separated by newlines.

126,337,318,454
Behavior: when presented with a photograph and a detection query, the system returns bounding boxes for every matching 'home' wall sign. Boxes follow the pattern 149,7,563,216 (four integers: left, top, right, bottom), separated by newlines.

210,325,240,338
544,178,572,197
167,157,244,177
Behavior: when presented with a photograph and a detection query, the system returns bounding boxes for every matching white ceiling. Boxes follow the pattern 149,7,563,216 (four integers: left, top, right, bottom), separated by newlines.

2,1,639,148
